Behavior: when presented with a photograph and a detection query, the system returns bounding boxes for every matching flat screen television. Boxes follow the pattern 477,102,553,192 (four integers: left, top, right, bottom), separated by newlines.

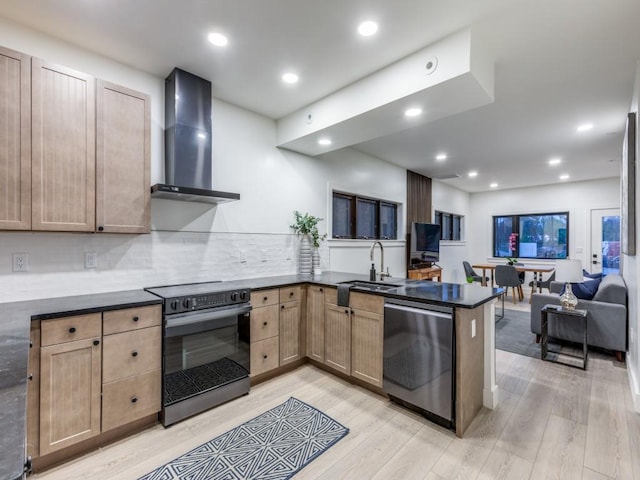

410,222,441,265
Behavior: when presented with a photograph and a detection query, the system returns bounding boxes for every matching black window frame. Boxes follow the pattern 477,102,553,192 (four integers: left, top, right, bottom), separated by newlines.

434,210,462,241
492,211,569,259
332,191,398,240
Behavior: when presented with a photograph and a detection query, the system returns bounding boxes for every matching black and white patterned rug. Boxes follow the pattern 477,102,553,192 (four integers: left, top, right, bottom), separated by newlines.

138,397,349,480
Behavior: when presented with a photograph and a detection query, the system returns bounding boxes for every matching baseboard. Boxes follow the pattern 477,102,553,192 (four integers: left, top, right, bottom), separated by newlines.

628,358,640,413
483,385,499,409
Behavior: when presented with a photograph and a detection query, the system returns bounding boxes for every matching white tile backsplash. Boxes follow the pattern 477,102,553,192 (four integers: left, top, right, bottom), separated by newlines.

0,231,330,303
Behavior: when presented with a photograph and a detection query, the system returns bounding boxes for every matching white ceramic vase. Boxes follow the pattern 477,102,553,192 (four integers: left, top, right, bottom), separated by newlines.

299,235,313,275
312,247,320,272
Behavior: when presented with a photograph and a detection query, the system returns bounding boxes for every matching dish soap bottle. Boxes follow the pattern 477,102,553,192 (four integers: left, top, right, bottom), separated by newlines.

369,263,377,281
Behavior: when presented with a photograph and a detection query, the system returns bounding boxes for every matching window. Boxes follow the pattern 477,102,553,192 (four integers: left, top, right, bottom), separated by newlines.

332,191,398,240
493,212,569,259
435,210,462,241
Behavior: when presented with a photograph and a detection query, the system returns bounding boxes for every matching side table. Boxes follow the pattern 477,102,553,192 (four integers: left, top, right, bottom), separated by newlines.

540,304,588,369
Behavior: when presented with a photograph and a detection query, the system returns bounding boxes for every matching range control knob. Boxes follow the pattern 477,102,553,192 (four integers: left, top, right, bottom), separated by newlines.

240,291,248,301
230,292,238,302
183,298,192,310
170,300,179,311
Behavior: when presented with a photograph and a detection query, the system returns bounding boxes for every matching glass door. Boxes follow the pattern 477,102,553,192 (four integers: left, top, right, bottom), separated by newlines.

590,208,620,275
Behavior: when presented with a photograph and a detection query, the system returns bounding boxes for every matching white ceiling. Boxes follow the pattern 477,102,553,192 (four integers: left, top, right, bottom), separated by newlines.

1,0,639,192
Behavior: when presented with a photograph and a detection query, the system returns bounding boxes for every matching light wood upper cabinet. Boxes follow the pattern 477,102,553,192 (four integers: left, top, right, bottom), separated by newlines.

96,80,150,233
31,59,96,232
0,46,31,230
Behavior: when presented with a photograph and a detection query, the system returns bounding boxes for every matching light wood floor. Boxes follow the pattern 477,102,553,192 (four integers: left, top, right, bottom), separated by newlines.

32,346,639,480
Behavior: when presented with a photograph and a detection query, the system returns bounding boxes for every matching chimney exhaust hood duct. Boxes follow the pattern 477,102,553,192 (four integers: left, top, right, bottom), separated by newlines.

151,68,240,204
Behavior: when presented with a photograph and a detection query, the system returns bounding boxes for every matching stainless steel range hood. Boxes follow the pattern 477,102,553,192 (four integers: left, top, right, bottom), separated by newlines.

151,68,240,204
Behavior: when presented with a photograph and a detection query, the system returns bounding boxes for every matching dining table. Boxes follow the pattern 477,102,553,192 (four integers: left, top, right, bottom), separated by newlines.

472,263,555,299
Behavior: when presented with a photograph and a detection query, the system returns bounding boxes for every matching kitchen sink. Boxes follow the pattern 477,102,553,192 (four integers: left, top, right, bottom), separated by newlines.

340,280,401,292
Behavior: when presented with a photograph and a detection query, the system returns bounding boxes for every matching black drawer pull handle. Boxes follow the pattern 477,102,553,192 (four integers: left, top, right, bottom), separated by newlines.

131,396,138,403
345,309,349,314
290,291,294,296
263,322,268,326
98,226,104,232
281,305,285,309
320,288,323,292
263,296,268,301
263,354,268,359
133,316,139,322
28,374,33,381
132,351,138,357
69,327,76,333
93,340,100,346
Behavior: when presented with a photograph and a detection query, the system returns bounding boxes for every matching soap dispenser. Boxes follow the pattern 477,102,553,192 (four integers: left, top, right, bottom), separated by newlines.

369,263,376,281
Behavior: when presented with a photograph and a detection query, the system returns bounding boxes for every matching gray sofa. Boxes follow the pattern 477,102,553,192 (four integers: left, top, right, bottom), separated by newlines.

530,274,627,361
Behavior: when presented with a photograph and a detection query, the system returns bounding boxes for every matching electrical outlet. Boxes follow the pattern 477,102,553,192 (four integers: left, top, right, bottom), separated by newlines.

260,249,267,262
12,253,29,272
240,250,247,263
85,252,98,269
471,319,476,338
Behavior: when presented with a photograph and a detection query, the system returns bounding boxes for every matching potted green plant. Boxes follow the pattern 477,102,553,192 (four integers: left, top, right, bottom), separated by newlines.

290,211,326,274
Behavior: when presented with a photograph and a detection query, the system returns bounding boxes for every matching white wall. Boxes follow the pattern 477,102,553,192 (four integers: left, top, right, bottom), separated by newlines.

467,178,621,269
0,19,408,303
622,61,640,412
432,181,471,283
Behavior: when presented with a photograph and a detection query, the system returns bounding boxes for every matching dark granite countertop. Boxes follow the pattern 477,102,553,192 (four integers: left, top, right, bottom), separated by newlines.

0,290,162,480
0,273,501,480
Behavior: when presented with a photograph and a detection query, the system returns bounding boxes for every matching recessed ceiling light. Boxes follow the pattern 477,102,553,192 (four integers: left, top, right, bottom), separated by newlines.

548,157,561,166
576,123,593,132
282,72,299,84
559,174,570,180
404,107,422,117
490,182,498,188
468,171,478,178
358,21,378,37
207,32,228,47
318,138,332,146
435,153,447,161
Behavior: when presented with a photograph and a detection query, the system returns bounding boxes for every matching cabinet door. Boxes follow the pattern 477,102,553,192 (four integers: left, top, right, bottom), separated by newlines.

27,324,40,459
0,46,31,230
351,309,384,387
279,300,300,365
96,80,150,233
306,285,325,362
324,304,351,375
40,336,102,455
32,59,95,231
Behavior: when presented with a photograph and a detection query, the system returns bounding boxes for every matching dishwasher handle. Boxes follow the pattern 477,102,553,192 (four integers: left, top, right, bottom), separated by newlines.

384,302,453,320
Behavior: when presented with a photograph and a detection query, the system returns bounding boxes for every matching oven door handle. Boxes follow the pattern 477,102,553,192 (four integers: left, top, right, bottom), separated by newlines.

165,304,252,338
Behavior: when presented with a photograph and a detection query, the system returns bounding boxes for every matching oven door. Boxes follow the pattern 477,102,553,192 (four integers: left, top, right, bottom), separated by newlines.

163,303,251,425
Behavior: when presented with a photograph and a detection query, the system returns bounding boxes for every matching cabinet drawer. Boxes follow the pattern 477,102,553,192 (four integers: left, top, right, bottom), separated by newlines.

250,305,279,342
102,326,161,383
103,304,161,335
102,369,161,432
250,289,279,307
250,337,279,376
324,288,337,305
41,313,102,347
350,292,384,314
279,285,302,303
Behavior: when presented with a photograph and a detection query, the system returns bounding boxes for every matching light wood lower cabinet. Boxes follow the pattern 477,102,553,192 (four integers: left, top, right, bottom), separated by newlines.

306,285,325,362
351,309,384,387
39,314,102,456
28,304,162,460
324,303,351,375
279,300,301,365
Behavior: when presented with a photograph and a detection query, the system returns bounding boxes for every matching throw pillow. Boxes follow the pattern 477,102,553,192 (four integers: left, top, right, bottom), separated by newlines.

560,277,602,300
582,270,603,280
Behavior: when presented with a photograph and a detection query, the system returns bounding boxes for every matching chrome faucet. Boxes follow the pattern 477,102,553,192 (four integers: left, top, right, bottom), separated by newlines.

370,241,391,281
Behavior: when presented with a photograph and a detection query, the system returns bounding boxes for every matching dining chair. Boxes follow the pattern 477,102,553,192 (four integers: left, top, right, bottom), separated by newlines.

529,271,555,295
495,265,524,304
462,261,488,284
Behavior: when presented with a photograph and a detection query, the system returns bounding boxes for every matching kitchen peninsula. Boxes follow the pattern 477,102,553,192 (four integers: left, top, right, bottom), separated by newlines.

0,272,501,479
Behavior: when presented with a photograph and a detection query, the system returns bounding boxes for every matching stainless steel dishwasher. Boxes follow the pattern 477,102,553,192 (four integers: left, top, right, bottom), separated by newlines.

383,299,454,428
